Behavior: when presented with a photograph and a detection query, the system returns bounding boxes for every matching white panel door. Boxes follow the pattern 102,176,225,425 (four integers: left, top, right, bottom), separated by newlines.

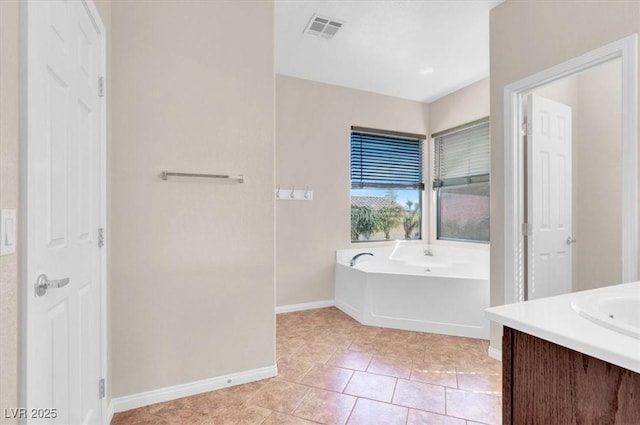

527,94,573,300
25,1,105,424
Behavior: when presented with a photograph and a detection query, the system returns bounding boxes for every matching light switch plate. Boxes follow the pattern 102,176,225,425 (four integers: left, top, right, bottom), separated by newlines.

0,209,17,256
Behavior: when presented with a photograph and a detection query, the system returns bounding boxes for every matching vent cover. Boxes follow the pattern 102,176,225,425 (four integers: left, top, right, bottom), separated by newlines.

303,14,344,39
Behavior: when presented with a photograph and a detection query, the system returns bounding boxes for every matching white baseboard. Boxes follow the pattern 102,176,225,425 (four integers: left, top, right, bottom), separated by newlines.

112,365,277,413
105,400,114,424
488,345,502,361
276,300,335,314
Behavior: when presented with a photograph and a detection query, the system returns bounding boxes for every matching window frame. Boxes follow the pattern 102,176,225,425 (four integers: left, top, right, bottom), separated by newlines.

431,118,490,244
350,126,426,243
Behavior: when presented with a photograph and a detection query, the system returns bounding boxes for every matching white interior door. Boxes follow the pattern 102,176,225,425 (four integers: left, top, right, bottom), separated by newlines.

526,94,573,300
24,1,106,423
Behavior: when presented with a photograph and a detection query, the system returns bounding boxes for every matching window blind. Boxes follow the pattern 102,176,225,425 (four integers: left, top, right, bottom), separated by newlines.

433,119,490,188
351,131,424,190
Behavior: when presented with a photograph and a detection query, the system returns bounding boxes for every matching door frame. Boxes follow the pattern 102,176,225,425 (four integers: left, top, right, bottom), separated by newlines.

503,34,638,304
19,0,108,422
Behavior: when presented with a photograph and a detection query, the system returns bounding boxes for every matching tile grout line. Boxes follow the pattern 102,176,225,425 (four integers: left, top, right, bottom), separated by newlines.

290,385,315,420
341,366,357,395
257,411,273,425
444,384,449,417
343,396,360,425
363,352,374,371
390,376,399,405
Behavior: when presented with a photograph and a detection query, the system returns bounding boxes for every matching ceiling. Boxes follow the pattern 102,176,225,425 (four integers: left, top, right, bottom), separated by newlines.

275,0,503,103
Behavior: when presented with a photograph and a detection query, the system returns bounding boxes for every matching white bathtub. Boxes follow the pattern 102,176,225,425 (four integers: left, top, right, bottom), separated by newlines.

335,242,490,339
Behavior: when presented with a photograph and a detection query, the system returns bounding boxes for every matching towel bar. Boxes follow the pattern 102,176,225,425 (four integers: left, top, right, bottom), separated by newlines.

160,171,244,183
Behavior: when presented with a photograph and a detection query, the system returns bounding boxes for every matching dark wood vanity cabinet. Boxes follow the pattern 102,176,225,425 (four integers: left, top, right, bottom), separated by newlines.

502,327,640,425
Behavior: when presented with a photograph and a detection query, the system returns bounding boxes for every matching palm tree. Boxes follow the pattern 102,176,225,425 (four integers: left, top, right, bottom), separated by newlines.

377,205,403,240
403,200,420,239
351,206,378,241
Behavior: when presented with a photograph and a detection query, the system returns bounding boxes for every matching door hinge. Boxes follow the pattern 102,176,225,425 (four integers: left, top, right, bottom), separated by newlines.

522,223,533,236
98,228,104,248
98,76,104,97
99,378,105,399
521,122,531,137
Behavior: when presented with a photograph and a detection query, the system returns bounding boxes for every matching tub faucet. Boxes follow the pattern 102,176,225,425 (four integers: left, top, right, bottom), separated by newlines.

350,252,373,267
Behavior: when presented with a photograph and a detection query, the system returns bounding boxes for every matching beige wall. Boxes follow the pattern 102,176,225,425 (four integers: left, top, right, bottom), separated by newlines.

275,75,429,307
111,1,275,397
489,0,640,351
0,1,20,422
430,78,490,135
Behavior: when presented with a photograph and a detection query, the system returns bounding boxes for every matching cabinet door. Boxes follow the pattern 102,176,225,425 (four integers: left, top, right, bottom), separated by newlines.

503,327,640,425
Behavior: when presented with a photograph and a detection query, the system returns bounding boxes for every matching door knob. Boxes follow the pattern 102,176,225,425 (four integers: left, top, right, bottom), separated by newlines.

35,274,70,297
566,236,577,245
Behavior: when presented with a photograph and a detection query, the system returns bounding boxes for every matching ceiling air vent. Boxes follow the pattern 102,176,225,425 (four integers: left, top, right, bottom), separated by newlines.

303,14,344,40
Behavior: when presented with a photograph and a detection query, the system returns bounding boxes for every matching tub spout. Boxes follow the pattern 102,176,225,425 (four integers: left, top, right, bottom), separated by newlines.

350,252,374,267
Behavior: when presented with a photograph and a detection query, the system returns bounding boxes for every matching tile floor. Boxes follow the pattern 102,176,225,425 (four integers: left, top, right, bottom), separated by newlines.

111,307,501,425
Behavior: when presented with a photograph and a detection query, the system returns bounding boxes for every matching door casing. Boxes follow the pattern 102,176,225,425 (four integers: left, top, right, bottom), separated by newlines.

503,34,638,305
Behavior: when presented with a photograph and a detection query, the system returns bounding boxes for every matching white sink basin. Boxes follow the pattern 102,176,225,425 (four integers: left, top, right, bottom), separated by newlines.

571,289,640,339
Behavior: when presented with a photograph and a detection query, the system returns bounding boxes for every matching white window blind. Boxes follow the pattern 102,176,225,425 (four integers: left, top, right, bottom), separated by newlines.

433,119,490,188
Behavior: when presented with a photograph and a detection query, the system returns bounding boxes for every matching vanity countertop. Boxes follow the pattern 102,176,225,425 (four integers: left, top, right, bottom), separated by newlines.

485,282,640,373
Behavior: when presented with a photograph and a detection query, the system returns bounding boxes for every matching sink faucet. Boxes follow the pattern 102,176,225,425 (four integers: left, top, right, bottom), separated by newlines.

350,252,373,267
424,249,433,256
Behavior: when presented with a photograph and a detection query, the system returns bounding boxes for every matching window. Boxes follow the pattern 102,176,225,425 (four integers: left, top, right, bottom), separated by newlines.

433,118,490,242
350,127,425,242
